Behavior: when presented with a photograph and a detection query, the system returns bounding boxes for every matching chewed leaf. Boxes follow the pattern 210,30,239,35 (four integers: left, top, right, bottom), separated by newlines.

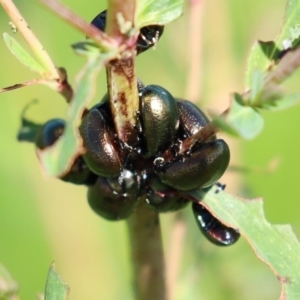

213,95,264,140
45,262,69,300
184,188,300,300
136,0,184,28
3,32,45,74
38,49,115,177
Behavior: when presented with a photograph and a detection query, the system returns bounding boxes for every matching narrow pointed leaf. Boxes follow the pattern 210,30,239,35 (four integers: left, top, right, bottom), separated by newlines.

184,187,300,300
45,262,69,300
3,32,45,74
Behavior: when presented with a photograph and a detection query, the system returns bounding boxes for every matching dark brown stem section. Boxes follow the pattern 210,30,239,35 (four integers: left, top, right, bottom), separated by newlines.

127,201,167,300
179,121,219,155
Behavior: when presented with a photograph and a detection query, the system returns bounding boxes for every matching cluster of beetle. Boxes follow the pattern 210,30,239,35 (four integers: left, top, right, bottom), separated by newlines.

32,10,240,246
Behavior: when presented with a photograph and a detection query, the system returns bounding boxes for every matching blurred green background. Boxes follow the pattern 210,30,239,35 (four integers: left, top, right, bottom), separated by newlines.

0,0,299,299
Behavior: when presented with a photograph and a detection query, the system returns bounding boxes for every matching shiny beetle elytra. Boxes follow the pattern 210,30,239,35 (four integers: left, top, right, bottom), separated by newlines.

154,139,230,191
35,119,97,185
80,108,122,178
192,202,240,246
177,99,212,138
90,10,164,55
140,84,179,157
87,175,140,220
35,118,65,150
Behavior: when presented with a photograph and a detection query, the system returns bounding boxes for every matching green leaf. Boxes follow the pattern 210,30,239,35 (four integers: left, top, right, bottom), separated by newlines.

0,263,19,299
245,41,278,89
185,188,300,300
245,0,300,88
212,115,240,137
258,93,300,111
135,0,184,28
214,94,264,140
249,69,265,104
45,262,69,300
38,48,116,177
227,98,264,139
276,0,300,49
3,32,45,74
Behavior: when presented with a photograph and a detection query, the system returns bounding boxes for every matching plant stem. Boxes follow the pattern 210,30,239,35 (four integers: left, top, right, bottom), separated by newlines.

106,1,166,298
166,212,186,300
0,0,60,79
106,0,139,144
127,201,167,300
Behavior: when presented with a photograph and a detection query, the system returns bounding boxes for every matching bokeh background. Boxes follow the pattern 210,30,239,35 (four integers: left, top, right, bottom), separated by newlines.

0,0,299,299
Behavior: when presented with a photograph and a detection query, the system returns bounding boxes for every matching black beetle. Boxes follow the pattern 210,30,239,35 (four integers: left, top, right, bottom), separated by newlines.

154,139,230,191
35,119,97,185
35,118,65,150
140,84,179,157
80,108,122,178
146,176,188,212
192,202,240,246
137,25,164,54
87,174,140,220
90,10,164,54
177,99,212,138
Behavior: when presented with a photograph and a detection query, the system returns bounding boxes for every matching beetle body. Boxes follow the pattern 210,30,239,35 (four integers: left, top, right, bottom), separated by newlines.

106,169,141,196
177,99,211,137
140,85,179,157
192,202,240,246
137,25,164,54
146,176,188,212
87,175,140,220
155,139,230,191
35,119,96,185
91,10,164,54
35,118,65,149
80,109,122,178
